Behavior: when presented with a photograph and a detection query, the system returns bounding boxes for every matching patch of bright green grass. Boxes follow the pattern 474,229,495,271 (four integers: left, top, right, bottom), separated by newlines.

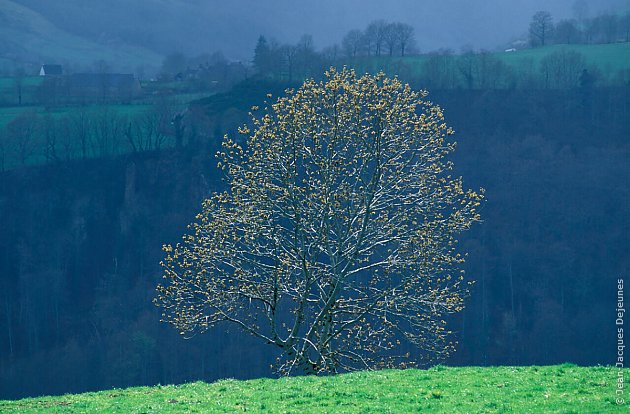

0,365,625,413
0,103,161,170
351,42,630,79
0,76,45,105
0,103,151,129
0,76,44,89
495,43,630,74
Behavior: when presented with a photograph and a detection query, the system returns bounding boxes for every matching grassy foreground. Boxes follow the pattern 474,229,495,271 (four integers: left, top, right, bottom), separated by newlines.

0,365,625,413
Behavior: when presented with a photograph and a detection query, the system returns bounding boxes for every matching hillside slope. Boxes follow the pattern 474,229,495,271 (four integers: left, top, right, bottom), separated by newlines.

0,0,162,72
357,42,630,81
496,42,630,73
9,0,263,60
0,365,624,413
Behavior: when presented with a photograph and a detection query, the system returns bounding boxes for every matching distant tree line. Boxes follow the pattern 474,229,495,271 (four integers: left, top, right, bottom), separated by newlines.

252,20,416,82
253,34,323,82
343,45,627,92
411,48,610,91
158,51,248,92
340,20,417,58
251,20,629,90
529,9,630,47
0,99,207,172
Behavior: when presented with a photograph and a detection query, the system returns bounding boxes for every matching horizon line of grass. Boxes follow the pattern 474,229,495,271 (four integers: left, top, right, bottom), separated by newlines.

0,364,626,413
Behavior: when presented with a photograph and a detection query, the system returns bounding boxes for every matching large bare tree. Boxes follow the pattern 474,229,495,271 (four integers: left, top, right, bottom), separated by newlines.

155,68,484,375
341,29,363,58
365,20,388,56
529,11,555,47
396,23,416,56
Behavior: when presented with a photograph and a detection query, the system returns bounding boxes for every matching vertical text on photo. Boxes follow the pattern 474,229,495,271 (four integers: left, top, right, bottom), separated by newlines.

616,277,625,405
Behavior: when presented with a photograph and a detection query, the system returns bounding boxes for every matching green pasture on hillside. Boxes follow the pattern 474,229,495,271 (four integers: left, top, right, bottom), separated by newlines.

0,103,151,129
358,42,630,79
0,76,44,105
0,365,625,413
496,42,630,73
0,103,163,170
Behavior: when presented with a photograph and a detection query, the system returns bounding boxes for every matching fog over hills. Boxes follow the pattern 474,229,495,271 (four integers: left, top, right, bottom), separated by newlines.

7,0,628,64
0,0,162,72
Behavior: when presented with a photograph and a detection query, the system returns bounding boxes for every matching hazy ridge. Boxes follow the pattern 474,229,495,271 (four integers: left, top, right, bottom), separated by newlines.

0,0,162,73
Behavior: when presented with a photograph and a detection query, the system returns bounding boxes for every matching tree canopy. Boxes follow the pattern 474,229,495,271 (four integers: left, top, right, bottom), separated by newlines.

155,68,483,375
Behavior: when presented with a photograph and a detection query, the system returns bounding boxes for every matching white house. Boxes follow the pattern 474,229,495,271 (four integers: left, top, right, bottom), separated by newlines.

39,64,63,76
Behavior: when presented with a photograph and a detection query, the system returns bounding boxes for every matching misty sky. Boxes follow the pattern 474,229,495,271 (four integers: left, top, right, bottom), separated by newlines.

180,0,628,59
8,0,629,65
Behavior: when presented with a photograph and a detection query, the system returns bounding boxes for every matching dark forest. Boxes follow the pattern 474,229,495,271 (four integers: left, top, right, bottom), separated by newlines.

1,83,628,398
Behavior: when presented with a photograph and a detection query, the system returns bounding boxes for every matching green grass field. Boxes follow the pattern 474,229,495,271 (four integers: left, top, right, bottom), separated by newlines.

0,76,44,106
353,42,630,79
495,43,630,73
0,103,151,129
0,102,166,171
0,76,44,89
0,365,625,413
